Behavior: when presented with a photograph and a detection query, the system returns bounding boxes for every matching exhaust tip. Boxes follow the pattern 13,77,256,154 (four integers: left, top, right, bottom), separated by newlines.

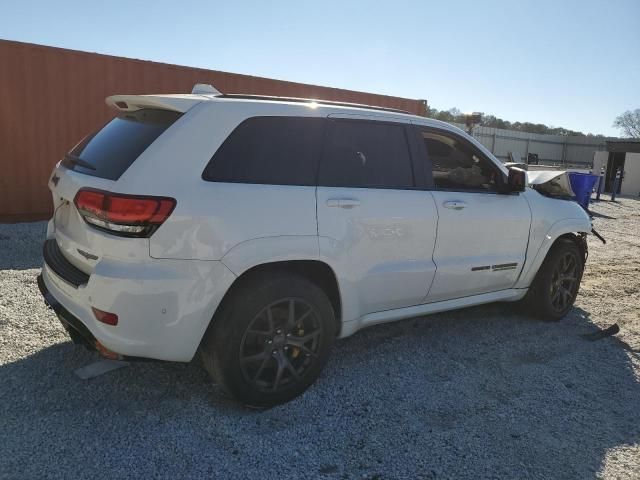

95,341,123,361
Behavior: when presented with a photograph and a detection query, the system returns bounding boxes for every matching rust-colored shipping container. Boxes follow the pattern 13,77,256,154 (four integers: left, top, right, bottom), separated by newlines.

0,40,427,222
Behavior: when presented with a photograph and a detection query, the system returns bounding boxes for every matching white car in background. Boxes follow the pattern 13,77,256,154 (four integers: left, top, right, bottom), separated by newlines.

39,84,592,407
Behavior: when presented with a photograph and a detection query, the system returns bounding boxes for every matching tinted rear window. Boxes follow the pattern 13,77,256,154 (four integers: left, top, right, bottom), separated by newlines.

63,109,181,180
202,116,325,186
318,120,414,189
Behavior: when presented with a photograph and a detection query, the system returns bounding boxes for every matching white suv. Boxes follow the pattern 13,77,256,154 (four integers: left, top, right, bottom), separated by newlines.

39,84,592,407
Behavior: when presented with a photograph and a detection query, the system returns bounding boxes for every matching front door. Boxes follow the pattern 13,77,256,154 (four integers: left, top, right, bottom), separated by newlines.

413,127,531,303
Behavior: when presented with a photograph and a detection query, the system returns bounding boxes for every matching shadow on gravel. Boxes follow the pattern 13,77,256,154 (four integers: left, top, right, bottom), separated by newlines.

589,210,616,220
1,304,638,479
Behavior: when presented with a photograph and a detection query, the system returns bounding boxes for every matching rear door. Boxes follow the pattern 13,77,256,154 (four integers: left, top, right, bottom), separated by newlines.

316,117,438,316
412,126,531,302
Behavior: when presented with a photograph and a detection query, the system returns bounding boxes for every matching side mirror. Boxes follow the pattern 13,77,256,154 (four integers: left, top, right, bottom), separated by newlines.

505,167,526,193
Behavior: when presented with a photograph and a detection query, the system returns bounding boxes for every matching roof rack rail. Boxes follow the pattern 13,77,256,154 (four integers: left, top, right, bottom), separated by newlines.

218,93,412,115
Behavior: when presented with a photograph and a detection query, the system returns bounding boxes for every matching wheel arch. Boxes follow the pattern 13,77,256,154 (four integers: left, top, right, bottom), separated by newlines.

206,259,343,340
516,217,591,289
555,232,588,264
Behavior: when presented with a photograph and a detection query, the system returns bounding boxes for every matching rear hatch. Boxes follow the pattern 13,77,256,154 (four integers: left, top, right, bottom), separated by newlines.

48,95,196,276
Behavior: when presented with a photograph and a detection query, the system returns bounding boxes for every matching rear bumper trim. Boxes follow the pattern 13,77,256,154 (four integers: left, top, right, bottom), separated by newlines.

42,239,90,288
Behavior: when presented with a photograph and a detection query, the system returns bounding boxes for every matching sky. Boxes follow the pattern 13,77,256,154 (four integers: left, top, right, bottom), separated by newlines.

2,0,638,136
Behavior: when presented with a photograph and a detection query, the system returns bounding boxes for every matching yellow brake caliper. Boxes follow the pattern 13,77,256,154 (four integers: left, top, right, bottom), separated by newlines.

290,326,304,358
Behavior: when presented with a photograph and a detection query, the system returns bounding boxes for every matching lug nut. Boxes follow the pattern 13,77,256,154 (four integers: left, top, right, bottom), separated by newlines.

272,350,277,356
266,339,272,344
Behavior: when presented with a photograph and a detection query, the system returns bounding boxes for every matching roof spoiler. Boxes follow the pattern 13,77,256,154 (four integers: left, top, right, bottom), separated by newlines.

105,94,202,113
106,83,222,113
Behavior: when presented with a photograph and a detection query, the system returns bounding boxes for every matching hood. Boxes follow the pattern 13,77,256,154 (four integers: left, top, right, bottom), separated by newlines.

527,170,575,198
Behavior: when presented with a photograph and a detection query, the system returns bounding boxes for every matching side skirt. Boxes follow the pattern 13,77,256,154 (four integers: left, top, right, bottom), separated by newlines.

339,288,528,338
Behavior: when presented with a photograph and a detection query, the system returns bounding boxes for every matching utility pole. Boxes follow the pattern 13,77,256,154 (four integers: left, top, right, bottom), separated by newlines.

464,112,482,136
418,99,428,117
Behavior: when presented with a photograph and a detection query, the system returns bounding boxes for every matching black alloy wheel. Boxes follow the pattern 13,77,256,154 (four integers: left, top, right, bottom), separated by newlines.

524,238,584,320
549,251,580,313
199,272,336,407
239,298,323,392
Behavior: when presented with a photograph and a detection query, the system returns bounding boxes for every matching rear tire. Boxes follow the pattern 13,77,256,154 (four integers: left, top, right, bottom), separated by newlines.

200,272,336,408
524,238,584,320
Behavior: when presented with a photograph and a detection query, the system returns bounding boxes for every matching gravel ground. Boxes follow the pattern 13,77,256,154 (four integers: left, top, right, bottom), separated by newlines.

1,196,639,479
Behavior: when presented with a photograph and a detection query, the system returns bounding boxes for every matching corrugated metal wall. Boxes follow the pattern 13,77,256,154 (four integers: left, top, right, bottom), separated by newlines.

452,123,610,166
0,40,427,222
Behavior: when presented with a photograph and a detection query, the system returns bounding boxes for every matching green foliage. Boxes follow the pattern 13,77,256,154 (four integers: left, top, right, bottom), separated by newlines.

425,107,605,137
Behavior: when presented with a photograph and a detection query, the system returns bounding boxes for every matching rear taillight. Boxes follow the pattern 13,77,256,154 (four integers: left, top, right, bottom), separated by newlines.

74,188,176,237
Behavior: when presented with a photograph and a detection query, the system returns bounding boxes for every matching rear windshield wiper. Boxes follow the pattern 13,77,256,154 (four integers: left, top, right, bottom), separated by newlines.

64,153,96,171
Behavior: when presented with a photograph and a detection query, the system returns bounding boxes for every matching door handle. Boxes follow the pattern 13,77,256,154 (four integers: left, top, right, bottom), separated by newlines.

443,200,466,210
326,198,361,209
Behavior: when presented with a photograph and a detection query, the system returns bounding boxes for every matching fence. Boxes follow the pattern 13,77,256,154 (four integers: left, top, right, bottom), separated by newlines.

0,40,427,222
452,123,610,167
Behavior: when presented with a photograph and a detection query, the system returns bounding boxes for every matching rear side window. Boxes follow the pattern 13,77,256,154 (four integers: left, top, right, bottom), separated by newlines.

63,109,181,180
202,117,324,186
318,120,414,189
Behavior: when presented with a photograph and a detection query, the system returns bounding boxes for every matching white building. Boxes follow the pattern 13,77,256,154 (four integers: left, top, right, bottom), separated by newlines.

592,140,640,196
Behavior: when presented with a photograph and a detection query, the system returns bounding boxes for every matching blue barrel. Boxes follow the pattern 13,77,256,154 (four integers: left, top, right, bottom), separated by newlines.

568,172,600,209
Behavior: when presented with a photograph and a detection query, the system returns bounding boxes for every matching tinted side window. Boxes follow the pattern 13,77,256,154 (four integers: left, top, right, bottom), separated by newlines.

202,117,324,186
63,109,182,181
318,120,414,189
422,131,500,191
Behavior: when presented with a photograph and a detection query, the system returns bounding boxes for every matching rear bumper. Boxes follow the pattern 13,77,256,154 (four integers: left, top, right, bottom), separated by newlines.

39,244,237,362
37,273,97,350
38,274,169,361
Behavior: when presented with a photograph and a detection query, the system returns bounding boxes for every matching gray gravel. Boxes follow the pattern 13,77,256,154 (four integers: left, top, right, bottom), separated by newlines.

1,197,639,479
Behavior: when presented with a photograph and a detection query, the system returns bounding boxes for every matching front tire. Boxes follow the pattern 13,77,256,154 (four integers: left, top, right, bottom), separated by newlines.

200,272,336,408
525,238,584,320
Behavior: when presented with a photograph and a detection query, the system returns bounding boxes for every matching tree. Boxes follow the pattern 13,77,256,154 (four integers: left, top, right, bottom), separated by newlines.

613,109,640,138
426,106,597,136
